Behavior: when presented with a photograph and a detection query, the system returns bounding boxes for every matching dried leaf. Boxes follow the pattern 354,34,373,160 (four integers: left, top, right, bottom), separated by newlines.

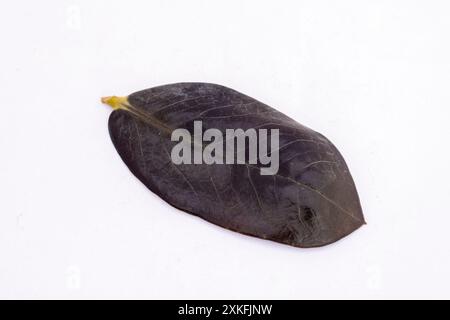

103,83,364,248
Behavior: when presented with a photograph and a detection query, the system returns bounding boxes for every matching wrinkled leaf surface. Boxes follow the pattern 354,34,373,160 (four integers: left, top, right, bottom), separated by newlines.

107,83,364,248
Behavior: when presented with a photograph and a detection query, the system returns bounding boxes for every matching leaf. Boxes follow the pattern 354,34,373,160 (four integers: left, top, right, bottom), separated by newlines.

103,83,365,248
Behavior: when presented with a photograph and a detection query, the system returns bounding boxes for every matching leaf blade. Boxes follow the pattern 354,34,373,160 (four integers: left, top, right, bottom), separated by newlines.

107,83,364,248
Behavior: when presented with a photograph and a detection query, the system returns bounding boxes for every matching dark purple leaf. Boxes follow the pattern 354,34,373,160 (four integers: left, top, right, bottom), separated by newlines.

103,83,365,248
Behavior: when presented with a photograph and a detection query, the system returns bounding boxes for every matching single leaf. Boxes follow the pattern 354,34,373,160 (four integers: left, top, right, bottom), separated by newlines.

103,83,365,248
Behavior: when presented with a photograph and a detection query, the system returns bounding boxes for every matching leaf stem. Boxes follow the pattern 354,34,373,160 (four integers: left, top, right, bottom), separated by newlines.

101,96,129,110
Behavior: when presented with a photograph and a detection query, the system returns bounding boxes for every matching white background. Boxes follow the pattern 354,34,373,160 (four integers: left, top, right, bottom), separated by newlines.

1,0,449,299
